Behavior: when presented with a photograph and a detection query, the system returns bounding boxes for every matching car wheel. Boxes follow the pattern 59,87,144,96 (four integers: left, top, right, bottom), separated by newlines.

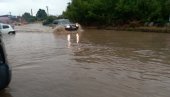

12,31,16,34
0,63,11,90
8,31,15,34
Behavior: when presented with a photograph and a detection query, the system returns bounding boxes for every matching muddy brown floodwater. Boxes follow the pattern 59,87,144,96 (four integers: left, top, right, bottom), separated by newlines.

1,23,170,97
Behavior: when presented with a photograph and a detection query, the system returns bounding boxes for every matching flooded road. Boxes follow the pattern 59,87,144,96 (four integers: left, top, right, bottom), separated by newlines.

1,24,170,97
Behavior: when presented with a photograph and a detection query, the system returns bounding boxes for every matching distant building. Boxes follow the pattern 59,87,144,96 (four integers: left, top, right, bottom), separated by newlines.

0,15,26,25
0,15,10,17
0,15,12,24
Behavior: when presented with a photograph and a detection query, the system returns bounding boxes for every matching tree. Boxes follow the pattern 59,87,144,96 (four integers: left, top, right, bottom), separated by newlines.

63,0,170,26
36,9,47,21
22,12,36,23
42,16,57,25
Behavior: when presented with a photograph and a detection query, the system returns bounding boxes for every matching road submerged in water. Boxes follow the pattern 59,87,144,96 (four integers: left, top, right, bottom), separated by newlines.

0,23,170,97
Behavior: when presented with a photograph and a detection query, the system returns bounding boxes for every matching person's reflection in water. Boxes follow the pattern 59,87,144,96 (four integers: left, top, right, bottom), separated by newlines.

0,89,13,97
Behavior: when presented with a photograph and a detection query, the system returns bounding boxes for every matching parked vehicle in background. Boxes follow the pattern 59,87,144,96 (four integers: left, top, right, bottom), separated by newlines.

0,23,15,34
52,19,79,31
0,37,11,90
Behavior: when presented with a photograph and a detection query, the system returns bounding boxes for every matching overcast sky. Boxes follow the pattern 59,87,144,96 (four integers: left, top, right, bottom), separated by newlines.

0,0,71,16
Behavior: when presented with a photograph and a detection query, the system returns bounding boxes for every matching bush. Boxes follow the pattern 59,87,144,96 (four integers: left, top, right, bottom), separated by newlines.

22,12,36,23
63,0,170,26
43,16,57,25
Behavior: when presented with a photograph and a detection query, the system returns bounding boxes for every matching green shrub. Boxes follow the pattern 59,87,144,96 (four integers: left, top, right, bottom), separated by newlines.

43,16,57,25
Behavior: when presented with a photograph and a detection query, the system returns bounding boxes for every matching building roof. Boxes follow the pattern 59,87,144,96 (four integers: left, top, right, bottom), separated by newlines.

0,15,10,17
0,17,11,24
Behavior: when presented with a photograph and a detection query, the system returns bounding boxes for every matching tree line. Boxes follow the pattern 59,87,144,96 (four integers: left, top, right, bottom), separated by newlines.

22,9,49,23
22,9,62,25
63,0,170,26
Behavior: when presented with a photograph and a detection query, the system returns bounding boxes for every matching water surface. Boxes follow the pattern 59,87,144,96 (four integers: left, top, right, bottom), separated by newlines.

1,25,170,97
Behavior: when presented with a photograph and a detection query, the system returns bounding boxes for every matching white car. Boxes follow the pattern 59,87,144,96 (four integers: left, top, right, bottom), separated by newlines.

0,23,15,34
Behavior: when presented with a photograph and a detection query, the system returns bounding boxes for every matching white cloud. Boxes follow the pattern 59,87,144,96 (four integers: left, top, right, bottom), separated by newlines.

0,0,71,16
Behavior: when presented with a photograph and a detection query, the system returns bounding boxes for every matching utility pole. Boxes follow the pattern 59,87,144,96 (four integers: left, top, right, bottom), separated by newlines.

46,6,49,16
9,12,11,16
31,9,33,16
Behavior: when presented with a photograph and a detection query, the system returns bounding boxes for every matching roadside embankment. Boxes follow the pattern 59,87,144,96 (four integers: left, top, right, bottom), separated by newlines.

107,27,170,33
84,26,170,33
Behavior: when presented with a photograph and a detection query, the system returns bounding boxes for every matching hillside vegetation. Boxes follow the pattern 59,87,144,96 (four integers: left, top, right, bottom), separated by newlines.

63,0,170,26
